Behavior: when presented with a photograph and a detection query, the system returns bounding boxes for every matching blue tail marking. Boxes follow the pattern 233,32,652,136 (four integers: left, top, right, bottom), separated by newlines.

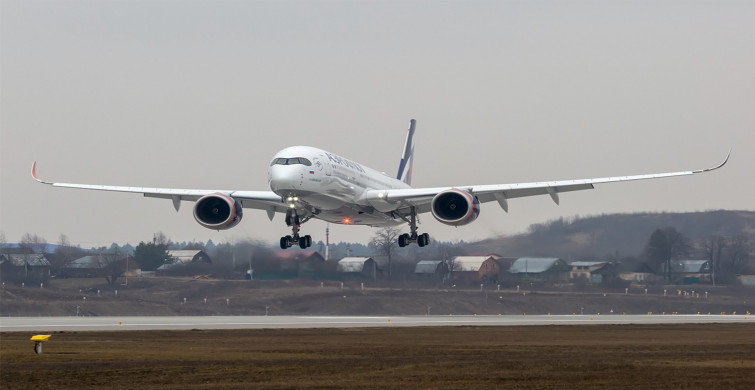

396,119,416,185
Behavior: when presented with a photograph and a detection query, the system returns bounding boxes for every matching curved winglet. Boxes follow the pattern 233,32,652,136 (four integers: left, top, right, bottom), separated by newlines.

31,162,53,184
693,150,731,174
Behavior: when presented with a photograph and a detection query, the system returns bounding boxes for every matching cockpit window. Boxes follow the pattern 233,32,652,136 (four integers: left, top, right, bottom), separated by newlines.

270,157,312,166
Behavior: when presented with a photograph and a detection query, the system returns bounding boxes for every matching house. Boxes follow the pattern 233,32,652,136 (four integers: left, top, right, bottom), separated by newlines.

508,257,570,283
337,257,379,280
569,261,612,284
414,260,450,282
166,250,212,264
0,254,51,283
452,256,501,283
157,250,212,274
616,262,656,283
661,260,712,284
62,255,117,278
738,275,755,287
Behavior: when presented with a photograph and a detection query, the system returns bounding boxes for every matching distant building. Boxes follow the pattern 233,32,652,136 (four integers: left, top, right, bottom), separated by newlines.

738,275,755,287
615,262,655,283
414,260,450,282
0,254,51,283
337,257,378,280
508,257,570,283
157,250,212,274
661,260,712,284
452,256,501,284
62,255,117,278
569,261,612,284
167,250,212,264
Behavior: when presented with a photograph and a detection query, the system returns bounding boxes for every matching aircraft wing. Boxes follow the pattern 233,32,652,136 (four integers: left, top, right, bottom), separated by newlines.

363,152,730,215
31,162,285,217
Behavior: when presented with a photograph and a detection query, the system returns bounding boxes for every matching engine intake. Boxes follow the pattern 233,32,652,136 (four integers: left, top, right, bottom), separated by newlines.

193,193,243,230
431,189,480,226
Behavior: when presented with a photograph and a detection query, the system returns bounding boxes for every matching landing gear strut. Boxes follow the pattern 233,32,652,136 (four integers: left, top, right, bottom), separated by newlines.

397,206,431,248
280,209,312,249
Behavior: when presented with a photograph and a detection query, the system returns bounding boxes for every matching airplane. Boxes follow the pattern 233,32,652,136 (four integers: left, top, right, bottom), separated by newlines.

32,119,729,250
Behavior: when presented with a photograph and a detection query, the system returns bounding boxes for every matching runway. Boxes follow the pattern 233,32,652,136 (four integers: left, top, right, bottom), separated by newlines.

1,314,751,332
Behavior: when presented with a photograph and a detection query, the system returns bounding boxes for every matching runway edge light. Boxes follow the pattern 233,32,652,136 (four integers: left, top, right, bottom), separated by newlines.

31,334,51,355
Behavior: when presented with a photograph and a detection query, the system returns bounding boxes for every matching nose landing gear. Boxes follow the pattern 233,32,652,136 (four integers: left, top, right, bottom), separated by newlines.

280,209,312,249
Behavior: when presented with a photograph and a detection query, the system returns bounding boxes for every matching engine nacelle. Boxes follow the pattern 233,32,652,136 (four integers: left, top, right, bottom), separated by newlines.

193,193,243,230
431,189,480,226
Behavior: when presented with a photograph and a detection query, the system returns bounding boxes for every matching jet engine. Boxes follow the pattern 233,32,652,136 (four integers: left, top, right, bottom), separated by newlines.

193,193,243,230
430,189,480,226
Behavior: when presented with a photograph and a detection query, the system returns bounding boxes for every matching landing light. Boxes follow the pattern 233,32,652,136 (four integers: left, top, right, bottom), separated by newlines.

342,218,351,224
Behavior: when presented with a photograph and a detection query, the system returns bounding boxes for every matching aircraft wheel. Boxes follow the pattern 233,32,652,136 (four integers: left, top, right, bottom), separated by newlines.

299,236,308,249
422,233,430,246
280,237,289,249
305,235,312,248
418,234,426,247
398,234,407,248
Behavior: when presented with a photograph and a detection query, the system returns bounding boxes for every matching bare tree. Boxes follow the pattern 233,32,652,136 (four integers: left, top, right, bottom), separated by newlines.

51,233,85,275
644,227,689,281
153,231,171,246
699,235,727,286
19,233,48,254
0,231,6,255
371,227,400,278
725,235,752,277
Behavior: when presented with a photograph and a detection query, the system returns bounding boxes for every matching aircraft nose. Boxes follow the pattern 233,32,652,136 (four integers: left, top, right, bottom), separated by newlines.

269,166,303,193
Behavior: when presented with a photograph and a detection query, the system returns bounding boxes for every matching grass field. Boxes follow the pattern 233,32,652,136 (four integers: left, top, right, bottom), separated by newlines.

2,277,752,317
2,323,754,389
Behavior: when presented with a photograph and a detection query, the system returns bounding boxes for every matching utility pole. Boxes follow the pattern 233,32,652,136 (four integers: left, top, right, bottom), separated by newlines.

231,238,236,270
325,224,330,261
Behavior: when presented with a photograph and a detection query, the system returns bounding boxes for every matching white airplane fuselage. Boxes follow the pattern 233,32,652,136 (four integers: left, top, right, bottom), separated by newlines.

268,146,411,226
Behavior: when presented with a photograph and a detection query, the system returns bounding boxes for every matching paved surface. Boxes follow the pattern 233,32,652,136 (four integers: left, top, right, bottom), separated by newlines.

1,314,751,332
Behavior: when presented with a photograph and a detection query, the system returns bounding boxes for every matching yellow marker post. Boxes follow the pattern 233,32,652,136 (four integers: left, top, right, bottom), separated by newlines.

31,335,51,355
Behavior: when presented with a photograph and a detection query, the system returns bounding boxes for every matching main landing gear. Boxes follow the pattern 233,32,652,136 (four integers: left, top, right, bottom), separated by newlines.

280,209,312,249
397,206,431,248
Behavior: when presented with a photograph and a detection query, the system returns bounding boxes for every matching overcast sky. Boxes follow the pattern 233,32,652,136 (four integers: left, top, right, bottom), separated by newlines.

1,0,753,248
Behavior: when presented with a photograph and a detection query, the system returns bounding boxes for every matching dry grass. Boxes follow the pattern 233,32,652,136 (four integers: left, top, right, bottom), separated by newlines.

2,277,752,317
2,323,755,389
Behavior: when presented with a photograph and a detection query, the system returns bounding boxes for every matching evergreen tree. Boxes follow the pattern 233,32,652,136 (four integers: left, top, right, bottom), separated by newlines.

133,241,171,271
